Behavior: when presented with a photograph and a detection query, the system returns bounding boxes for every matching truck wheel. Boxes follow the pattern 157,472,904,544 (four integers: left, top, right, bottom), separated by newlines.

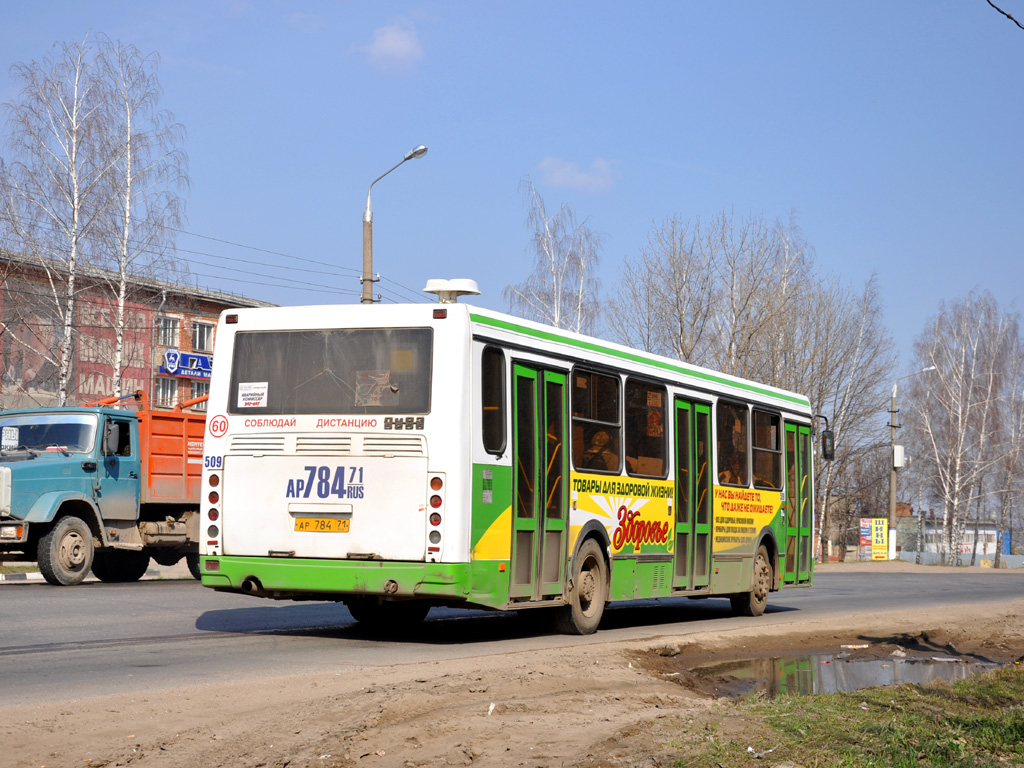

91,550,151,583
37,516,94,586
185,552,201,580
554,538,608,635
730,545,772,617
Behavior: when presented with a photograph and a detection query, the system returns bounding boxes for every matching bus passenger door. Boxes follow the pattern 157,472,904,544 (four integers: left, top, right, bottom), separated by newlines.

510,365,568,601
783,423,813,584
673,399,711,590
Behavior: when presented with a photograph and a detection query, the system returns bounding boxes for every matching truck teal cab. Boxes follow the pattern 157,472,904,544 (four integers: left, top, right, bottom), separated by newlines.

0,391,206,585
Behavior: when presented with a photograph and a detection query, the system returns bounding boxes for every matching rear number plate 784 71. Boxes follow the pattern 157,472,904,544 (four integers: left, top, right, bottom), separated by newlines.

294,518,350,533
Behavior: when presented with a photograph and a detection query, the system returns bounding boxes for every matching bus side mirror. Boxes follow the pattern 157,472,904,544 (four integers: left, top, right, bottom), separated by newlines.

103,420,120,457
821,429,835,462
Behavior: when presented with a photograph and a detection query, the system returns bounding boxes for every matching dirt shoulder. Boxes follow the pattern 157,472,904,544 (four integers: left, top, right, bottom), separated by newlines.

5,563,1024,768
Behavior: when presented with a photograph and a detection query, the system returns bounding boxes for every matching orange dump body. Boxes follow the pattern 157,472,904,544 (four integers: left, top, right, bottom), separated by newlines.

137,405,206,505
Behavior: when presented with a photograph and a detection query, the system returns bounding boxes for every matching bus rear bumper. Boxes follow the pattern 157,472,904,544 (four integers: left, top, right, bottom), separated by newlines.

200,555,471,601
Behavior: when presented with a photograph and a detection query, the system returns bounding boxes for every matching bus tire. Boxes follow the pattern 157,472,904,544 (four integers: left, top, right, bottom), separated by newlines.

345,597,430,631
730,545,771,617
186,552,202,580
37,516,94,586
555,538,607,635
91,550,151,583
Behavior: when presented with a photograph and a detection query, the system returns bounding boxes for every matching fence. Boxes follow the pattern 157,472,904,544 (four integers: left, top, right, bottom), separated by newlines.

898,551,1024,569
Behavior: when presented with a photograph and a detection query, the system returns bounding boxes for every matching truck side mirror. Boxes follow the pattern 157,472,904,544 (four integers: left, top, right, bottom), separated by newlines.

821,429,835,462
103,420,120,457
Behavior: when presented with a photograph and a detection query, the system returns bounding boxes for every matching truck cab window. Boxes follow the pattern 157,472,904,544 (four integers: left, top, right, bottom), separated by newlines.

114,421,132,457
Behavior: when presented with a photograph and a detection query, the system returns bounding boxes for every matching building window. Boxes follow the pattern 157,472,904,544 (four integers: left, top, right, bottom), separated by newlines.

190,380,209,411
154,376,178,408
192,322,215,353
156,317,180,348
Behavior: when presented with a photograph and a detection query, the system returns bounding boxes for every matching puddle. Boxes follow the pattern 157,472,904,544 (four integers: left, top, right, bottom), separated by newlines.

689,653,1000,698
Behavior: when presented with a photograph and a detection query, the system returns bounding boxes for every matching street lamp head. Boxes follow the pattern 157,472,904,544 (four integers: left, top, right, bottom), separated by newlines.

362,144,429,304
405,145,428,161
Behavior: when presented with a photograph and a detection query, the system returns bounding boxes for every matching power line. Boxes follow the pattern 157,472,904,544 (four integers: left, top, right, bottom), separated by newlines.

169,226,361,274
4,215,431,304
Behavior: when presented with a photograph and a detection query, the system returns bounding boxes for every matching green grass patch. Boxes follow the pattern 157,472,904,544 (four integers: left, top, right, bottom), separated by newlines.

0,563,39,574
667,662,1024,767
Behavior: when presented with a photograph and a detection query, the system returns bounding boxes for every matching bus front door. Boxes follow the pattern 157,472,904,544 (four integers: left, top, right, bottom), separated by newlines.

510,365,568,602
673,399,711,590
783,423,813,584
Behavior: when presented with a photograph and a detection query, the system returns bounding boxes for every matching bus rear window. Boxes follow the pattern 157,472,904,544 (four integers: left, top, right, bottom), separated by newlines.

228,328,432,415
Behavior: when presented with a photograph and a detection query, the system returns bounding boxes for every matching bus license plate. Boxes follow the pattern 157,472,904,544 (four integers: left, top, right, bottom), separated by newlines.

294,517,350,533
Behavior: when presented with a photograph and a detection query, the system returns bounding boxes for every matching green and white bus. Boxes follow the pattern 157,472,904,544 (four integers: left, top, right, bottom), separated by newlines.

199,280,828,634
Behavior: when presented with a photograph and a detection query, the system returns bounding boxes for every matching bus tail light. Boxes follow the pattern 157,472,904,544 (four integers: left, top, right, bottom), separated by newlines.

426,474,445,560
205,472,222,557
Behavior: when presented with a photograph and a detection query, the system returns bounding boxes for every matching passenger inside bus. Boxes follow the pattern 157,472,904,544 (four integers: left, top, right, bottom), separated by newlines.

718,452,747,485
581,429,618,471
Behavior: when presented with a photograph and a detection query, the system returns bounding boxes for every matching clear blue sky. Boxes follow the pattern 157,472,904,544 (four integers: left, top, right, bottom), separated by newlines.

2,1,1022,371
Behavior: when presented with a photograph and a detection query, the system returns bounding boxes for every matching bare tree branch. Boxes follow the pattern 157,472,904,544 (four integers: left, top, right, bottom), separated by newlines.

987,0,1024,30
503,178,602,334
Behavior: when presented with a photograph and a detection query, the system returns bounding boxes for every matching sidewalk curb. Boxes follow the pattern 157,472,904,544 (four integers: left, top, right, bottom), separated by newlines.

0,562,193,584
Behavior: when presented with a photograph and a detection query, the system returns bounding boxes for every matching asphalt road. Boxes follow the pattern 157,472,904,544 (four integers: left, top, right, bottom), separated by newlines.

1,567,1022,706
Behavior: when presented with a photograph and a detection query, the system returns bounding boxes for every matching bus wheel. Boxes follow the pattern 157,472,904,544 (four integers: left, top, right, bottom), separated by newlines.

37,516,94,586
555,539,607,635
345,597,430,631
186,552,202,580
730,545,771,617
91,550,151,583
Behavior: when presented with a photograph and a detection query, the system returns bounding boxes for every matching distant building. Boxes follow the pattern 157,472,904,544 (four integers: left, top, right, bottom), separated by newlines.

895,505,1009,557
1,250,273,410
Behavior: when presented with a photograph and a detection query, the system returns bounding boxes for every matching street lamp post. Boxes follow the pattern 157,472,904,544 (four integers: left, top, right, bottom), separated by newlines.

888,365,936,559
361,144,428,304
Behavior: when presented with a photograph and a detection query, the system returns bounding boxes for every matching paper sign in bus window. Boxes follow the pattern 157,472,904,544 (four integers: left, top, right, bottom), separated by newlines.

355,370,393,407
238,382,269,408
1,426,18,451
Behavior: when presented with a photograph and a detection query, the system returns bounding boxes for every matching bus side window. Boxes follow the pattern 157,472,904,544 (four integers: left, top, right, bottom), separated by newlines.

481,346,506,454
716,401,749,486
752,410,781,489
572,370,621,472
624,378,666,477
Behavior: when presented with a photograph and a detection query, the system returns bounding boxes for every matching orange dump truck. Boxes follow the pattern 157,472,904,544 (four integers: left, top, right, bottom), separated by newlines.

0,391,206,585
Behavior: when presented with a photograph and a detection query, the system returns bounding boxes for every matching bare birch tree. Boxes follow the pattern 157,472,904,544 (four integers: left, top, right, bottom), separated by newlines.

610,209,895,561
802,276,894,561
503,178,602,334
609,215,716,361
906,291,1013,565
706,212,804,380
0,36,113,405
991,323,1024,566
94,35,188,397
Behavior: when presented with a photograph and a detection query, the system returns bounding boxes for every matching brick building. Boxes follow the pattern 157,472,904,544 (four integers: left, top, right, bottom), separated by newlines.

1,251,272,410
